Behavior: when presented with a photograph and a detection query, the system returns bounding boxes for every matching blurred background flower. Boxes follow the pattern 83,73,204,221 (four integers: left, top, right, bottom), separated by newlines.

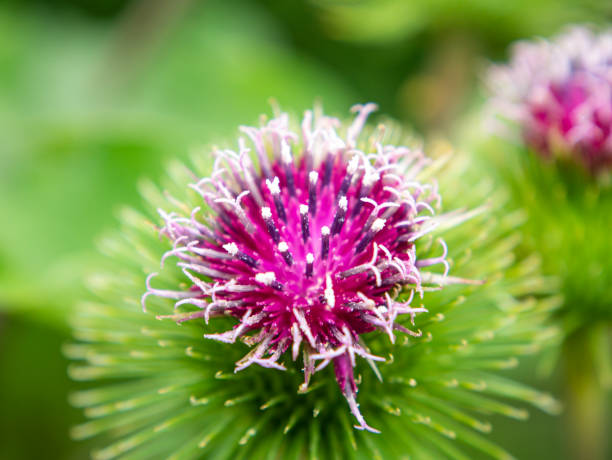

486,27,612,173
0,0,611,459
477,26,612,460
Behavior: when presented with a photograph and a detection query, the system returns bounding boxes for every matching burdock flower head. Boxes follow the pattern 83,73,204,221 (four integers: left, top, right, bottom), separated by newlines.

143,104,447,431
69,105,559,460
484,29,612,459
487,26,612,173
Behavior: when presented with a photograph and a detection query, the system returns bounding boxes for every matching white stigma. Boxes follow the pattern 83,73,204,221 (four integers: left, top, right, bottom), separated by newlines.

321,226,330,236
299,204,308,215
266,177,281,195
278,241,289,252
338,196,348,211
372,218,386,232
357,292,375,309
223,242,239,256
261,206,272,219
255,272,276,285
306,253,314,264
324,274,335,309
363,172,380,187
309,171,319,184
281,140,292,164
347,156,359,175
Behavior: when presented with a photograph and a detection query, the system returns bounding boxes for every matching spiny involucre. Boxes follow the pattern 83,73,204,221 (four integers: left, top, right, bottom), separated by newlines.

68,105,559,460
487,26,612,174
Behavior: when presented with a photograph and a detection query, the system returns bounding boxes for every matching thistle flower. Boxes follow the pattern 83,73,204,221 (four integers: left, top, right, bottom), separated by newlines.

487,26,612,174
69,105,559,460
141,104,449,432
484,26,612,339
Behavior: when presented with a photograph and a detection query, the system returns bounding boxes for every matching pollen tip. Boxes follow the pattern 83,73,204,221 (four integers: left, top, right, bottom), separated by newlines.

347,156,359,174
363,172,379,187
266,177,281,195
281,140,292,163
261,207,272,219
223,242,239,256
255,272,276,285
372,218,386,232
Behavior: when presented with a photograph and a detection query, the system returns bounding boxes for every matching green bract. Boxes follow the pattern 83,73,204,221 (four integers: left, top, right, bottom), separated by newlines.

68,113,559,460
476,140,612,383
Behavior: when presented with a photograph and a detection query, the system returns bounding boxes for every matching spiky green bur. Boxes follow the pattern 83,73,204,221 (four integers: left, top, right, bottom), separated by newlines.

68,109,559,460
475,141,612,381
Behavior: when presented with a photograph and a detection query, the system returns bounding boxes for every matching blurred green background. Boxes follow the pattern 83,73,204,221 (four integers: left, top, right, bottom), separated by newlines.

0,1,610,458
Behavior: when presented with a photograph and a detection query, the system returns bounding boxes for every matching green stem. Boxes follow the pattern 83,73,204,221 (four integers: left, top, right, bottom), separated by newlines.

563,328,611,460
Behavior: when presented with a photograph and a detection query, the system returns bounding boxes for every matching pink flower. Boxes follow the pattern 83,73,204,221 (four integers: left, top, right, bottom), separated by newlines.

143,104,448,431
487,27,612,173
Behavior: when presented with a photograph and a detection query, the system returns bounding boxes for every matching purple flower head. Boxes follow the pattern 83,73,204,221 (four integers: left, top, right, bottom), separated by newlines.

487,27,612,173
143,104,449,432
